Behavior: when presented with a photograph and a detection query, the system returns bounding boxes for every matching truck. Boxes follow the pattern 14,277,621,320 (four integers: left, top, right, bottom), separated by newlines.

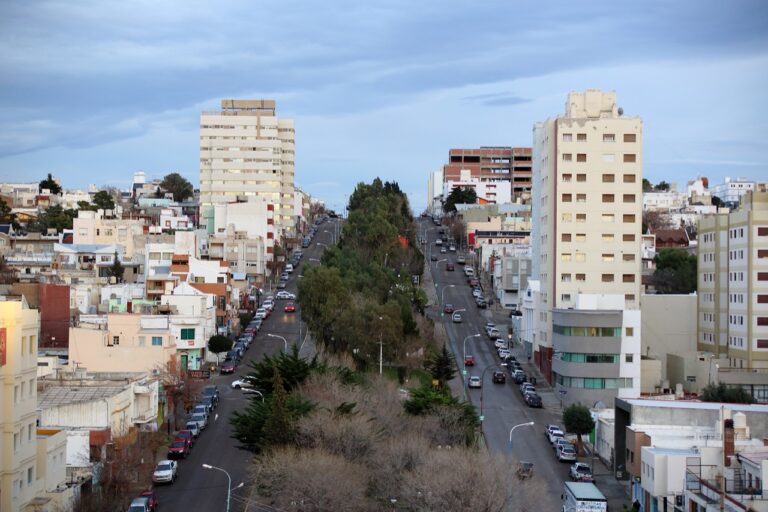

561,482,607,512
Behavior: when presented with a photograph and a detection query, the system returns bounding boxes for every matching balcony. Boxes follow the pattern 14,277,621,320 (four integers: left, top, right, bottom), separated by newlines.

686,467,767,510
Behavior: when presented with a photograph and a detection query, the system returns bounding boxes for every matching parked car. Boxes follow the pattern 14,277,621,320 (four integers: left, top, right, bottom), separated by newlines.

285,263,294,273
152,460,178,484
449,245,456,252
557,444,577,462
202,385,220,405
513,371,528,384
276,291,295,300
472,288,483,298
520,383,535,395
464,354,475,366
497,349,511,359
192,404,209,420
443,303,454,314
200,395,216,412
167,439,190,459
452,312,462,323
525,393,542,408
190,412,207,430
468,277,479,287
464,267,475,277
570,462,594,482
277,280,287,289
184,422,200,438
220,359,237,374
430,254,438,261
468,376,482,388
492,370,506,384
128,496,154,512
475,298,487,308
548,427,565,445
138,490,158,512
440,247,447,254
446,263,455,271
231,378,254,389
487,328,501,340
254,308,267,320
494,339,508,349
174,430,195,448
284,302,296,313
456,255,466,264
554,437,571,452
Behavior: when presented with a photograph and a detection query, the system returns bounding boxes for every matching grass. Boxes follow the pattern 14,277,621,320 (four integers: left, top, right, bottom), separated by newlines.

381,366,432,388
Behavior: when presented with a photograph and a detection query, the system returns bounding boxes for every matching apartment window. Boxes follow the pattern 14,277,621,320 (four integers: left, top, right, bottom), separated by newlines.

623,214,636,223
576,273,586,282
623,254,635,262
758,295,768,304
181,328,195,340
577,193,586,202
561,294,572,302
561,274,572,282
603,134,615,143
623,194,636,203
759,250,768,259
602,274,614,283
562,173,572,182
602,174,615,183
758,273,768,281
623,154,636,163
151,336,162,346
623,234,635,242
626,327,634,337
14,385,19,404
602,194,615,203
576,214,586,223
625,354,634,363
624,133,637,143
562,213,572,222
575,253,586,262
561,253,572,262
602,234,614,242
575,233,586,242
758,317,768,326
562,193,573,202
112,336,119,346
562,234,572,242
576,153,587,162
562,133,573,142
577,174,586,182
137,335,145,347
14,433,19,452
602,214,614,223
623,274,635,283
602,254,615,262
577,133,587,142
624,174,636,183
27,467,33,485
562,153,572,162
602,153,616,162
625,294,636,302
22,336,26,356
758,227,768,236
29,335,35,353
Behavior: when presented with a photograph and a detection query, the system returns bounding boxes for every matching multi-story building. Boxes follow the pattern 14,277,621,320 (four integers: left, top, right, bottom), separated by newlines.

711,177,758,208
697,188,768,402
427,170,443,215
199,99,296,239
0,296,41,512
73,210,145,259
442,147,532,199
530,89,643,405
443,173,512,205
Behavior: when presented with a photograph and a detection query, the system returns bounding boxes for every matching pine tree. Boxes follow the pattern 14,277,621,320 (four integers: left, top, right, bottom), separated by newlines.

106,251,125,283
424,343,456,389
261,365,294,448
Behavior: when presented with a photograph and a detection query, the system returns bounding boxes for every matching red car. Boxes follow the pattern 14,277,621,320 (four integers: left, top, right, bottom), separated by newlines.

167,439,189,459
284,302,296,313
174,430,194,448
444,303,454,314
138,490,158,511
220,359,237,374
446,263,455,271
464,354,475,366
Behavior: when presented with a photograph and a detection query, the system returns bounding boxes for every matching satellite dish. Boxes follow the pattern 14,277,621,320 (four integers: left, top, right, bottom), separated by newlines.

617,107,624,116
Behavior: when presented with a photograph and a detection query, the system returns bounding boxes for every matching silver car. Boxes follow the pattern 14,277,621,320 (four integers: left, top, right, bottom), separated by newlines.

557,444,577,462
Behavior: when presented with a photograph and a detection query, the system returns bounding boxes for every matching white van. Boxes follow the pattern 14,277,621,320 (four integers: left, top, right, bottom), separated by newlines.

286,263,294,273
561,482,607,512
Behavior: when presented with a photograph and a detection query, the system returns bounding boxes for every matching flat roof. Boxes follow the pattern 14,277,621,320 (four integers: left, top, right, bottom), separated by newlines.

39,386,125,408
565,482,607,500
645,447,698,456
620,398,768,413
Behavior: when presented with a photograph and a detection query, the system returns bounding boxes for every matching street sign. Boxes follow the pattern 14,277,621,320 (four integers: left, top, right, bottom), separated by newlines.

558,389,567,397
479,415,485,422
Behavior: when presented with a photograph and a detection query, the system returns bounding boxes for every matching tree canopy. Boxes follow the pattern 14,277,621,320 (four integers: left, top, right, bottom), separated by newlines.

26,205,77,233
39,173,62,195
106,251,124,283
208,335,233,356
160,173,194,202
700,382,755,404
563,403,595,455
653,248,697,294
443,186,477,213
92,190,116,211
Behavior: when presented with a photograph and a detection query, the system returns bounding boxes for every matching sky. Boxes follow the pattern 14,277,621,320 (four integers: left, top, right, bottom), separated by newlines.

0,0,766,213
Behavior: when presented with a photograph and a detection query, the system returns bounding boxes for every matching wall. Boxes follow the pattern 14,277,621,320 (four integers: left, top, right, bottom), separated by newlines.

40,283,70,349
641,294,697,378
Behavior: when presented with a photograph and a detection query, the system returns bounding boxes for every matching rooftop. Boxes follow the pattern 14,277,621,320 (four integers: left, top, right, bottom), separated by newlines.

39,386,125,408
620,398,768,413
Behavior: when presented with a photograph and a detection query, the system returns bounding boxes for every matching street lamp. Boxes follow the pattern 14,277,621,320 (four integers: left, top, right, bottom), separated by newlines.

267,333,288,353
440,284,455,317
317,242,328,250
378,316,384,375
508,421,535,453
462,333,481,373
309,258,321,263
202,464,243,512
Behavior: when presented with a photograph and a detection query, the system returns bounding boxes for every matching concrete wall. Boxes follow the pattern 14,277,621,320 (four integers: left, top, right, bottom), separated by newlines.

641,294,697,378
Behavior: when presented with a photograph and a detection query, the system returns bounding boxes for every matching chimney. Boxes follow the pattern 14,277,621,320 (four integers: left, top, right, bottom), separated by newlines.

724,419,735,466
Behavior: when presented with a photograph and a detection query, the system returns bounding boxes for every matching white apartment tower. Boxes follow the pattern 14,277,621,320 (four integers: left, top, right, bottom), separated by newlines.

531,89,643,405
199,100,296,237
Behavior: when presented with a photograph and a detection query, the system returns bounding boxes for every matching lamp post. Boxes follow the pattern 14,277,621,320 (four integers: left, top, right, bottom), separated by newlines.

378,316,384,375
267,333,287,353
508,421,535,454
317,242,327,251
323,230,336,244
478,365,500,433
462,333,480,372
202,464,243,512
440,284,455,316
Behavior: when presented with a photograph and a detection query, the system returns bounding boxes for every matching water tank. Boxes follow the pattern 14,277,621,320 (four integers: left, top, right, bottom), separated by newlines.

734,412,747,429
675,383,684,398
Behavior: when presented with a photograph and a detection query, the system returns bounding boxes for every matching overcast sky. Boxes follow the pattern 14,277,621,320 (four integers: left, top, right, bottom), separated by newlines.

0,0,766,212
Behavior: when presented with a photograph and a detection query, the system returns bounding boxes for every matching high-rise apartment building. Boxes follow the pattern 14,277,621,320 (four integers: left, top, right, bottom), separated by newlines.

199,100,296,237
530,89,643,405
697,188,768,400
442,147,532,198
1,296,40,511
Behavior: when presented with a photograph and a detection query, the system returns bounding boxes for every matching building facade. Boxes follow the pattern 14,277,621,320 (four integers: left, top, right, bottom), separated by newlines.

442,147,532,198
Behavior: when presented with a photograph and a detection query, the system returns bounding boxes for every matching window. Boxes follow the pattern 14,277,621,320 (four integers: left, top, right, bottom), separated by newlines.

623,254,635,262
576,273,586,282
602,153,616,162
180,328,195,340
151,336,162,346
562,193,573,202
577,174,586,182
624,174,636,183
561,294,571,302
624,133,636,143
562,274,572,282
577,133,587,142
759,250,768,259
562,153,572,162
562,173,572,182
625,294,636,302
623,194,636,203
575,253,586,262
562,133,572,142
576,153,587,162
758,295,768,304
623,234,635,242
603,134,615,143
623,214,636,223
562,234,572,242
602,234,614,242
623,274,635,283
758,340,768,349
576,193,586,202
219,296,226,310
575,233,586,242
562,213,572,222
561,253,572,262
602,214,614,223
602,254,615,262
602,274,614,283
758,227,768,236
758,317,768,326
602,194,615,203
758,273,768,281
576,214,586,223
112,336,119,346
602,174,615,183
22,336,26,356
27,467,33,485
626,327,634,337
623,154,636,163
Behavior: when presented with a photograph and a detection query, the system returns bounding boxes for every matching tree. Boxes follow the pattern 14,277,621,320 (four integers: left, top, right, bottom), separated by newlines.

92,190,116,211
261,365,295,447
424,343,456,389
160,172,194,202
700,382,755,404
642,178,652,193
655,181,671,191
654,248,697,294
443,186,477,214
26,204,77,233
563,403,595,455
711,195,723,208
106,251,125,283
208,335,233,359
38,173,62,195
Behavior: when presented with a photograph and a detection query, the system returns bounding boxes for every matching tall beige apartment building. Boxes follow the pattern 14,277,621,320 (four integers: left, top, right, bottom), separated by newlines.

698,188,768,400
1,296,40,511
531,90,643,405
199,99,296,237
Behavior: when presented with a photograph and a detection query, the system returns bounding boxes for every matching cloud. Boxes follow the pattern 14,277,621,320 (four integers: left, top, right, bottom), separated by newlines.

462,92,531,107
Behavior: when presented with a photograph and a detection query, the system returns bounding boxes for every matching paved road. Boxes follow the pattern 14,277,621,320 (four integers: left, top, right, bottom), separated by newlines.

420,218,571,510
153,219,336,512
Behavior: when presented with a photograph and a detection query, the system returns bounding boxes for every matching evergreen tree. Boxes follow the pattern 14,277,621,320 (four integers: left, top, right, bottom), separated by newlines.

654,249,697,294
700,382,754,404
443,186,477,213
160,173,194,202
424,343,456,389
563,403,595,455
106,251,125,283
39,173,62,195
92,190,116,211
261,365,294,447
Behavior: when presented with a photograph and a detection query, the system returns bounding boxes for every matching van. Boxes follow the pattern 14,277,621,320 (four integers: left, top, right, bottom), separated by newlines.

285,263,294,273
561,482,607,512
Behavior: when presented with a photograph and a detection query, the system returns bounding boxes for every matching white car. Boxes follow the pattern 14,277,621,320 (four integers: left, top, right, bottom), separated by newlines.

487,328,501,340
494,339,508,349
254,308,267,320
452,312,462,323
449,245,456,252
275,291,296,300
231,379,254,389
152,460,178,484
497,349,511,359
464,267,475,277
472,288,483,298
548,428,565,445
558,444,577,462
262,301,274,311
468,376,482,388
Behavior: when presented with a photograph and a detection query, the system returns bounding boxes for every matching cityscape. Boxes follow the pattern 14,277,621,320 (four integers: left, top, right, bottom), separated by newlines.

1,2,767,512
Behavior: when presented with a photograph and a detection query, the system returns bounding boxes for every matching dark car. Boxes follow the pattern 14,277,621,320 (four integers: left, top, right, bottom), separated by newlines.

475,298,487,308
220,359,237,374
513,372,528,384
443,303,454,314
430,254,438,261
525,393,543,408
446,263,455,271
167,440,190,459
468,278,479,287
202,385,219,405
492,370,506,384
